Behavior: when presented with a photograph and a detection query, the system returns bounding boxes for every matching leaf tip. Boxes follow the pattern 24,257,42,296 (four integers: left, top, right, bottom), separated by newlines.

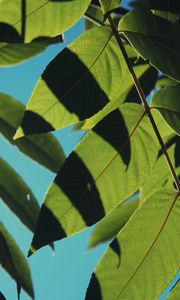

27,245,36,258
13,127,24,140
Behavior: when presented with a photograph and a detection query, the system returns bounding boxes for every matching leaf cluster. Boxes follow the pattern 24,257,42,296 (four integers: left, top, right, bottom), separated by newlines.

0,0,179,299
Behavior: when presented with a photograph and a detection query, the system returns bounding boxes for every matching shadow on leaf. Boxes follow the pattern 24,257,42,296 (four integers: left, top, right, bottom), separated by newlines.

21,111,54,135
42,48,109,120
54,152,105,226
30,206,66,253
93,109,131,167
86,273,102,300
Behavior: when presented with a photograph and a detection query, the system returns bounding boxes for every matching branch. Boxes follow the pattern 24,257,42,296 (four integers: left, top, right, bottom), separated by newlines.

107,15,180,192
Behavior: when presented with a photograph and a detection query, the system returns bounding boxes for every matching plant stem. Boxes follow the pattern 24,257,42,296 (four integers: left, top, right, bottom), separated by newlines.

107,15,180,192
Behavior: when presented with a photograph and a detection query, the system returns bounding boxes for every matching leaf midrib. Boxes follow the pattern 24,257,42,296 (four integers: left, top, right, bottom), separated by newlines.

52,109,146,221
115,191,179,300
13,1,50,26
39,32,113,121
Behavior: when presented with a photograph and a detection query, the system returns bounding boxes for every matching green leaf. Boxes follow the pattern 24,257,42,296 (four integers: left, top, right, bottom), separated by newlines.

14,25,151,137
167,280,180,300
100,0,121,14
14,26,127,138
140,133,180,201
0,40,57,66
0,158,39,232
155,76,178,88
84,5,106,30
28,103,158,254
0,93,65,173
119,9,180,82
0,223,34,299
86,189,180,300
88,197,139,248
0,0,90,42
151,86,180,135
76,63,151,130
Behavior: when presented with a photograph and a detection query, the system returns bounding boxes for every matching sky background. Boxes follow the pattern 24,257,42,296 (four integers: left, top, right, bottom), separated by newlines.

0,1,179,299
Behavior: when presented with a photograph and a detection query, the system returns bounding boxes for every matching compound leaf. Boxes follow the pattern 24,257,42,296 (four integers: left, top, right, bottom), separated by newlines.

88,197,139,248
28,103,158,254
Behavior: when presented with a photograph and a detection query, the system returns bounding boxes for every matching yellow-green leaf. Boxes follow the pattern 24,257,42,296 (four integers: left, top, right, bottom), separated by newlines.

86,189,180,300
28,103,158,254
88,197,139,248
0,94,65,172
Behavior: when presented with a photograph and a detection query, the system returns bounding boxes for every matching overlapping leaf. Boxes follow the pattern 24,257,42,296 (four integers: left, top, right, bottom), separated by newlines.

86,189,180,300
0,0,90,42
85,5,106,30
119,9,180,82
0,158,39,232
140,111,180,201
0,94,65,172
28,103,158,254
88,197,139,248
0,0,90,65
0,40,57,66
0,223,34,299
100,0,121,14
151,86,180,135
14,25,152,138
140,134,180,201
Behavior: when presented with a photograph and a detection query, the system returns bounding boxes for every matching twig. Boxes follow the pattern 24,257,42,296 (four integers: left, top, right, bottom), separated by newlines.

107,15,180,192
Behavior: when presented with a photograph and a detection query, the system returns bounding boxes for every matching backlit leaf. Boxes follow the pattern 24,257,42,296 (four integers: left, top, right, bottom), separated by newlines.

0,40,56,66
14,26,150,138
88,197,139,248
100,0,121,14
28,103,158,254
0,0,90,42
86,189,180,300
0,94,65,172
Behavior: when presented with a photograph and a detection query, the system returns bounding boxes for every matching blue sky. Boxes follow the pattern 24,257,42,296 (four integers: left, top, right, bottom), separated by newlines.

0,4,179,300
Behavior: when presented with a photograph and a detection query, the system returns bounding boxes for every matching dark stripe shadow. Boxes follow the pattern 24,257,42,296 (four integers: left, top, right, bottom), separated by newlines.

54,153,105,226
93,109,131,168
31,205,66,251
42,48,109,121
86,273,102,300
110,238,121,267
125,67,158,104
0,23,22,42
21,111,54,135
